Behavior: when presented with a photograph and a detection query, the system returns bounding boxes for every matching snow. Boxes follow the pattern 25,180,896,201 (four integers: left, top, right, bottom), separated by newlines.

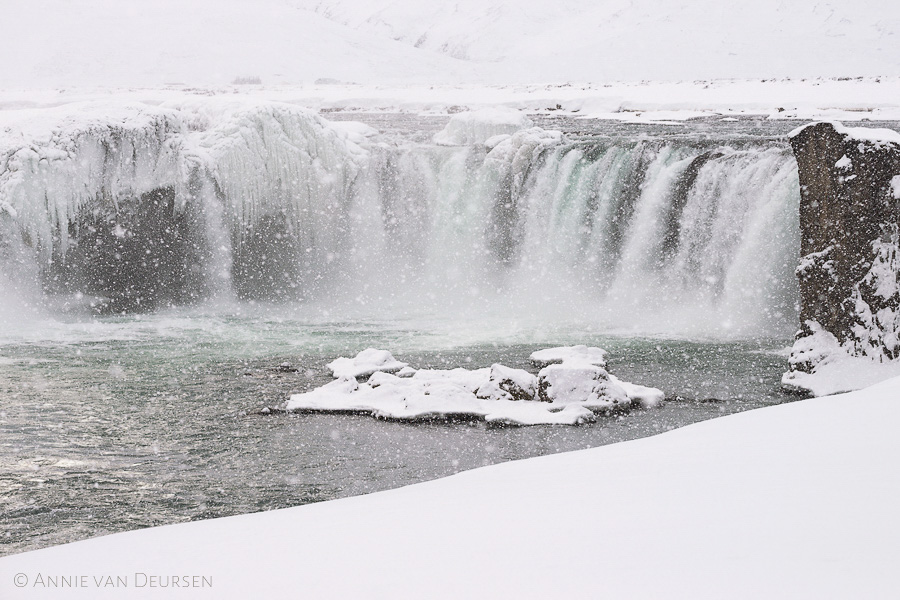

535,362,628,407
892,175,900,200
4,375,899,598
326,348,408,379
301,0,900,83
529,345,608,367
3,0,899,89
790,120,900,145
608,374,666,409
286,369,597,426
834,155,852,169
286,349,661,425
2,78,900,126
782,322,900,396
432,108,533,146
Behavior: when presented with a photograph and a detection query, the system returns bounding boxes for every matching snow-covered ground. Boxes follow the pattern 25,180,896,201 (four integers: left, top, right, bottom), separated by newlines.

3,77,900,124
783,323,900,397
2,376,898,598
2,0,898,88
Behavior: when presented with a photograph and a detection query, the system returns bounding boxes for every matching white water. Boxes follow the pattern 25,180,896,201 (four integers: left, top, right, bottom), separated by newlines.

0,103,800,339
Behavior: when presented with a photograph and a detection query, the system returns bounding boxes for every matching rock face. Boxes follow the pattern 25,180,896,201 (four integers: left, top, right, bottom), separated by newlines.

786,122,900,388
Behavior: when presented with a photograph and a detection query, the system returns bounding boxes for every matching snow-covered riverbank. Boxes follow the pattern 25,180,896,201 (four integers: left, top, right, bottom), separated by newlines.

2,376,897,599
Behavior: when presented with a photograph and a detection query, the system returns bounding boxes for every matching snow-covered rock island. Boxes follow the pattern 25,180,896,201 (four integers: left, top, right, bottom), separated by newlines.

285,347,664,426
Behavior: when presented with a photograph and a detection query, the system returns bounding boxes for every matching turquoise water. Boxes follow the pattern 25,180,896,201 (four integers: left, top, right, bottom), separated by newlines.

0,307,793,556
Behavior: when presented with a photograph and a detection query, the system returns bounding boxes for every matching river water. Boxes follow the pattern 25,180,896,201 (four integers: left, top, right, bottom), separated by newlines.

0,308,793,556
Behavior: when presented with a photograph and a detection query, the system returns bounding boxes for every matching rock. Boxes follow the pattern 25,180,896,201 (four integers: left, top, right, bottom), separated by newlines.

537,362,629,408
475,364,537,402
785,121,900,390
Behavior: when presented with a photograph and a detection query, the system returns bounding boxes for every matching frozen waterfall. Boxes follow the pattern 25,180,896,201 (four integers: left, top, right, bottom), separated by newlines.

0,102,799,336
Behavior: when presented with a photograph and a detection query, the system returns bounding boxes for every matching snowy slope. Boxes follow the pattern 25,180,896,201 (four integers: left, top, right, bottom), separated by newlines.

1,0,898,89
0,0,478,89
2,376,898,598
296,0,900,81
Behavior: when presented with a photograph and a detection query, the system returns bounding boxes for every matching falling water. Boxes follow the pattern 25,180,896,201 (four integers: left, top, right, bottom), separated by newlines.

0,105,800,337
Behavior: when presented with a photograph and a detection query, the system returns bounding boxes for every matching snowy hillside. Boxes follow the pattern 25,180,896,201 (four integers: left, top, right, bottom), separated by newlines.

0,0,477,89
1,0,898,88
301,0,900,81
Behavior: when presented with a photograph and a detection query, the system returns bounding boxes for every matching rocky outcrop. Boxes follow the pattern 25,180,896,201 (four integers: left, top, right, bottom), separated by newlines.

784,122,900,393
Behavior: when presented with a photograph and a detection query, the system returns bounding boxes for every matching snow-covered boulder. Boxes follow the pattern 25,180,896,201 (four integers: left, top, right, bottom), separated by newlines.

537,362,629,410
432,108,533,146
327,348,409,380
530,345,608,368
475,364,537,402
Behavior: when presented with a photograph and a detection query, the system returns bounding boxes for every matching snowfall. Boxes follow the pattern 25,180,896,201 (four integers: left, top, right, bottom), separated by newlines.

2,0,900,596
1,376,897,598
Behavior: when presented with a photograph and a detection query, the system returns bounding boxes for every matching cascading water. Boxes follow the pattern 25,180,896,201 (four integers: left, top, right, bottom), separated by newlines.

0,102,799,338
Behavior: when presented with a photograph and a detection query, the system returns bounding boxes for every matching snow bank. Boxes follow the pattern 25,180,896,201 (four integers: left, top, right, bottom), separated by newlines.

432,108,533,146
4,375,899,599
783,321,900,397
286,348,662,425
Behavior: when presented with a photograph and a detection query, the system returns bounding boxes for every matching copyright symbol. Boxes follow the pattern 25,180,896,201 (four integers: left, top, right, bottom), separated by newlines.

14,573,28,587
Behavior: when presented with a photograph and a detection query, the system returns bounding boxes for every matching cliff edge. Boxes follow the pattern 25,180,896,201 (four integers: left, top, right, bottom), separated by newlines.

783,121,900,396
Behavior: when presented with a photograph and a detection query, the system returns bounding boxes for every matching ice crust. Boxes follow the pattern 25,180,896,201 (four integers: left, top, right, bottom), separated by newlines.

432,108,533,146
286,348,664,425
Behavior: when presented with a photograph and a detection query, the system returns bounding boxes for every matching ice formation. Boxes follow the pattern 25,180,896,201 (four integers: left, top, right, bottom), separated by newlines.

285,348,664,425
0,99,800,335
432,108,533,146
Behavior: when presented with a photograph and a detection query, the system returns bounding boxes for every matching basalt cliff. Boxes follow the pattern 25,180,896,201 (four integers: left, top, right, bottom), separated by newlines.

783,122,900,395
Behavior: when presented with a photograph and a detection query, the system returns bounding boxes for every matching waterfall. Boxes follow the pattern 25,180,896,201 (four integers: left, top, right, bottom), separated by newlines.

0,103,800,337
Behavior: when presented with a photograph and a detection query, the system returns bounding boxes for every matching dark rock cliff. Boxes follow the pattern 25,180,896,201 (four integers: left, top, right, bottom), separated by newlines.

784,122,900,392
